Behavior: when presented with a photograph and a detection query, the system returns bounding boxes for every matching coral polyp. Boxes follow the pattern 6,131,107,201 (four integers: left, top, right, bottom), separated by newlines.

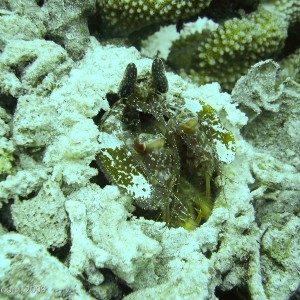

96,59,236,229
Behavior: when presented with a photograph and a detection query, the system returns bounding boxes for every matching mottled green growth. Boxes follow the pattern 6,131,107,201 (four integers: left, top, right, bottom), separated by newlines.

0,108,14,177
198,101,236,157
97,135,153,202
0,147,14,176
168,2,293,91
170,97,236,169
97,0,213,37
97,101,158,209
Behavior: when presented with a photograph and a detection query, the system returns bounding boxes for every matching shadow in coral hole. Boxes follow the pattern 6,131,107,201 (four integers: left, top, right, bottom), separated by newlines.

215,286,250,300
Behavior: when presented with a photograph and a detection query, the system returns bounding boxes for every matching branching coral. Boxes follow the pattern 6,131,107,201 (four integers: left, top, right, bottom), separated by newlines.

272,0,300,24
167,0,300,91
97,0,213,37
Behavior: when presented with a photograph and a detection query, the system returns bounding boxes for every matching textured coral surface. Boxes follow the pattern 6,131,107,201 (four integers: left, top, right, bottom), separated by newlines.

0,0,299,300
167,1,297,91
97,0,212,36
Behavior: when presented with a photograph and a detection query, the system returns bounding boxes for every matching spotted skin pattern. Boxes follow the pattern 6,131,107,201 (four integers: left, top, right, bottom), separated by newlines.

118,63,137,98
151,58,169,93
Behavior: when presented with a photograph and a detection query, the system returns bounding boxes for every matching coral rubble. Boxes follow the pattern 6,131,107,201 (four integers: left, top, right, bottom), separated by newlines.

0,39,73,97
0,0,45,51
0,233,93,299
11,180,68,248
42,0,96,59
232,60,300,168
0,0,299,299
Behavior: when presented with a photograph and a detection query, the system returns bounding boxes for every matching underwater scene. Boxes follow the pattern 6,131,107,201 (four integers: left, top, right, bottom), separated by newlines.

0,0,299,299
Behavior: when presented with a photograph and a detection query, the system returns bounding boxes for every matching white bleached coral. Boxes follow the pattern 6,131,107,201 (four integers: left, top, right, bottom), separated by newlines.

0,18,299,300
231,60,281,121
0,154,48,202
141,17,218,60
260,216,300,299
65,184,161,297
1,38,131,198
0,39,73,97
232,60,300,299
232,60,300,169
0,0,96,60
0,0,45,50
0,232,93,299
11,180,68,249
